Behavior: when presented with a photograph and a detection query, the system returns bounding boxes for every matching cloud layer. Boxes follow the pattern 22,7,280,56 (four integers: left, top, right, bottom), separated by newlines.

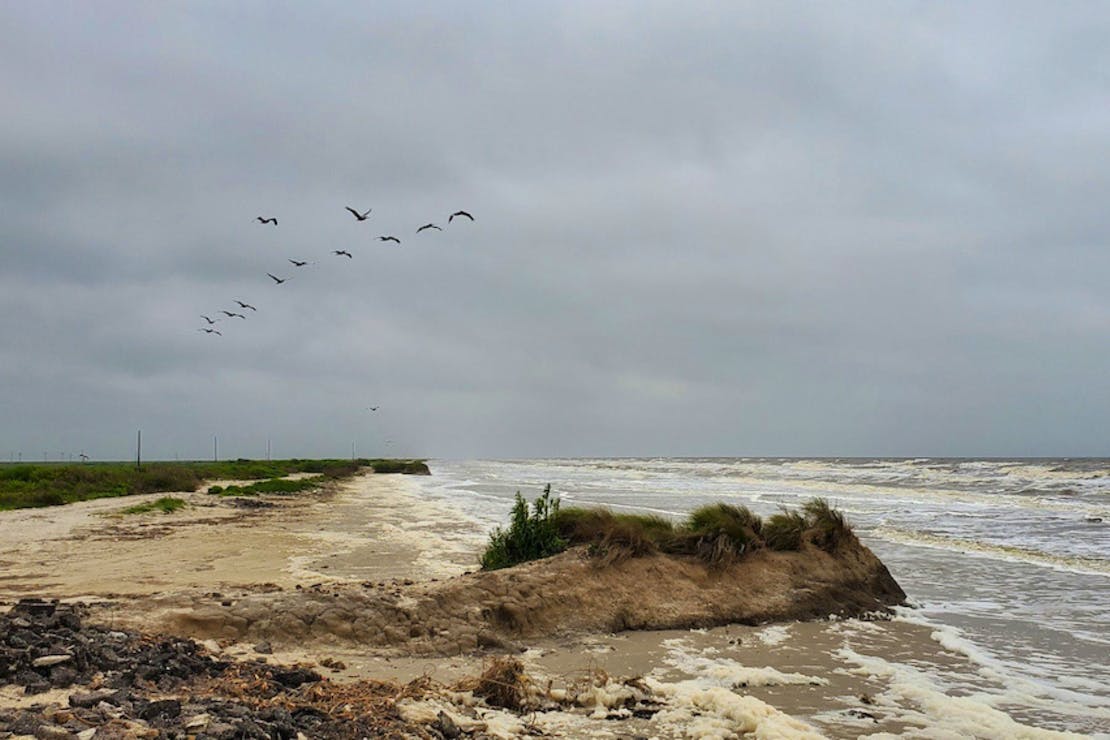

2,2,1107,459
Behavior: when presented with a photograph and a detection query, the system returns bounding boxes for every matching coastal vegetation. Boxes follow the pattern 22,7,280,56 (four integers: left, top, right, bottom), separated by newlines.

120,496,187,515
208,476,326,496
0,458,428,510
480,492,854,570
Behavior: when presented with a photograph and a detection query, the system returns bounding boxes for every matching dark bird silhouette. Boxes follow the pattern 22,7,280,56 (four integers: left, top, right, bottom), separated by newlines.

199,328,223,336
201,315,218,325
449,210,474,223
221,310,246,319
416,223,442,233
345,207,372,221
333,250,353,258
78,453,89,461
235,300,257,311
378,236,401,244
288,259,309,267
267,273,288,284
256,217,278,225
368,406,379,412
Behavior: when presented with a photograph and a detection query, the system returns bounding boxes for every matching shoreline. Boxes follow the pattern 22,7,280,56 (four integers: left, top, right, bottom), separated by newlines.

0,470,1093,738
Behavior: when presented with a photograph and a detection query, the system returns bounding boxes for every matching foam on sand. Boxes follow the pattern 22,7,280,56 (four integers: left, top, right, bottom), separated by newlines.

660,637,828,688
836,645,1090,739
645,678,826,739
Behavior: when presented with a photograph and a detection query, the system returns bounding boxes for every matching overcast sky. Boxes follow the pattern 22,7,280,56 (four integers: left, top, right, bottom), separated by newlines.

1,2,1107,460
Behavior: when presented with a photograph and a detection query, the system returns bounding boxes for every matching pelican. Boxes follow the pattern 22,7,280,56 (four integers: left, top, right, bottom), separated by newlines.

221,310,246,319
333,250,353,258
416,223,442,233
345,207,372,221
368,406,379,411
256,217,278,225
378,236,401,244
199,328,223,336
267,273,288,284
201,315,218,325
448,210,474,223
288,259,309,267
235,300,257,311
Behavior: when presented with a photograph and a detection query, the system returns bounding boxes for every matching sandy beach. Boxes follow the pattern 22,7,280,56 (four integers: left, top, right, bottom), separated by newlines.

0,472,1095,738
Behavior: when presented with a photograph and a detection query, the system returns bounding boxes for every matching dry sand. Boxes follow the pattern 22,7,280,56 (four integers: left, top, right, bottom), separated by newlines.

0,473,1084,739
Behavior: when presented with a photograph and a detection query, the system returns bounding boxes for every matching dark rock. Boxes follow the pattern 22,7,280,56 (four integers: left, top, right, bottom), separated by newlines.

434,710,461,739
48,665,78,687
12,599,56,618
253,641,273,654
270,667,320,688
137,698,181,722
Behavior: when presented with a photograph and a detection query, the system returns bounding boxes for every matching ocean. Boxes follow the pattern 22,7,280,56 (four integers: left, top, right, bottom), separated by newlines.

408,457,1109,737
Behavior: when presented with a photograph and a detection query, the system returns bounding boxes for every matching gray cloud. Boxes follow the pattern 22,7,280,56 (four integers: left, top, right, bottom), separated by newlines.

1,1,1108,460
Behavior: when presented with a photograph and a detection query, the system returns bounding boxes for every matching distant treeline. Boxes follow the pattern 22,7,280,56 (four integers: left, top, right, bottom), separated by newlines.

0,458,429,511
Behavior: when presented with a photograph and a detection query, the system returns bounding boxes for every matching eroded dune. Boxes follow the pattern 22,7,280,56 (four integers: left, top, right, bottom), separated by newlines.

120,537,904,656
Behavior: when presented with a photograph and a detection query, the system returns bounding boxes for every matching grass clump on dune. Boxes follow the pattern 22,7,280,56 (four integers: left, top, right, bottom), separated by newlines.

553,508,674,564
762,510,807,551
481,486,856,569
670,503,765,567
121,496,187,515
802,497,852,551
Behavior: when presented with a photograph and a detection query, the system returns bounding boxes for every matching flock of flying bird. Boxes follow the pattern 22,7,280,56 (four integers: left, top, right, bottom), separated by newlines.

196,206,474,337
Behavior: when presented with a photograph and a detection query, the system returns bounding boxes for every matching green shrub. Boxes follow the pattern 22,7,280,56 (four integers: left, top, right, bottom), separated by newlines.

207,485,224,495
763,510,807,551
480,488,567,570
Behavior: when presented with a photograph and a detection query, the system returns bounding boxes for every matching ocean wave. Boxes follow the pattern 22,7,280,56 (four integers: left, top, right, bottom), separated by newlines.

871,527,1110,576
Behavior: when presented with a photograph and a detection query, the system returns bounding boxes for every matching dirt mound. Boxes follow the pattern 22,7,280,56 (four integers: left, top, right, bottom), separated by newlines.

123,537,904,656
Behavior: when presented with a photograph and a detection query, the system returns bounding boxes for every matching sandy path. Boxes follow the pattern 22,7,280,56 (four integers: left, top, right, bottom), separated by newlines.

0,473,483,601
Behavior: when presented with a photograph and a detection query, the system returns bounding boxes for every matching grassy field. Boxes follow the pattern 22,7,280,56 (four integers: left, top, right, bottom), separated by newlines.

0,458,429,511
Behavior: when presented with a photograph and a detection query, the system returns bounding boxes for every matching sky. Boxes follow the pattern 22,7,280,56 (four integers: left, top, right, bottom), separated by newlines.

1,2,1108,460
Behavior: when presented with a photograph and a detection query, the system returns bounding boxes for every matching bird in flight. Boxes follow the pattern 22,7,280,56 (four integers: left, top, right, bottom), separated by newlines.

234,300,257,311
199,328,223,336
201,315,218,325
256,217,278,225
221,310,247,319
288,259,310,267
345,207,372,221
449,210,474,223
333,250,353,258
368,406,379,412
416,223,442,233
267,273,288,284
78,453,89,461
378,236,401,244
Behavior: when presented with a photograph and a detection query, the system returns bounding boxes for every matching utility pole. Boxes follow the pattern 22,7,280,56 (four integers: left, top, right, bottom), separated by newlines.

136,430,142,470
267,438,271,462
213,435,218,462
